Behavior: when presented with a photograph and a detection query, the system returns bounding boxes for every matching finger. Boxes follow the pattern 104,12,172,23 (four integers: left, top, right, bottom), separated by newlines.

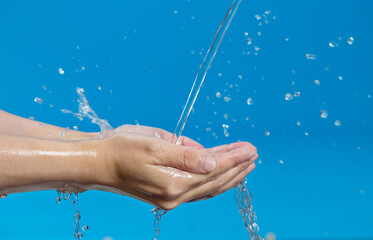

178,136,205,149
183,162,256,203
207,142,256,157
211,144,257,176
153,142,217,174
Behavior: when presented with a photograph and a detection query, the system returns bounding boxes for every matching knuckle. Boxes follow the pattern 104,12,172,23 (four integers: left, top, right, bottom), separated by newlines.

178,149,197,170
162,182,183,200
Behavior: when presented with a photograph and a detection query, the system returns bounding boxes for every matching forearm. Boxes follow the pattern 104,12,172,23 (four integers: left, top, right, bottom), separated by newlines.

0,110,97,140
0,133,106,195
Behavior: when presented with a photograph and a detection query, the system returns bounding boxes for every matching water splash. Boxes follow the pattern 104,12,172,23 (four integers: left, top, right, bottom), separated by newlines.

61,87,113,133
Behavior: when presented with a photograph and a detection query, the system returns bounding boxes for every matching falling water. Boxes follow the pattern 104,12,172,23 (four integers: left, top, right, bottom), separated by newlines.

155,0,262,239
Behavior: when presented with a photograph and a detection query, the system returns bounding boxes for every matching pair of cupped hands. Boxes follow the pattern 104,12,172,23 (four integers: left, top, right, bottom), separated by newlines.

95,125,258,210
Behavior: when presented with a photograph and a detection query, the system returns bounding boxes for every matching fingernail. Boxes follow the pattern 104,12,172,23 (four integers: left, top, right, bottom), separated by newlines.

202,155,216,172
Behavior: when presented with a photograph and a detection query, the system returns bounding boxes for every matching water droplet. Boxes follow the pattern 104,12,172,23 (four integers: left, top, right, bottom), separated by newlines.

293,91,301,97
258,159,262,164
205,127,212,132
34,97,43,104
247,98,253,105
285,93,293,101
306,54,317,60
0,194,7,199
305,132,309,136
255,14,261,20
224,96,231,102
98,86,102,91
216,92,221,98
218,73,222,77
279,160,284,164
296,121,301,126
82,225,89,231
173,10,178,14
347,36,354,45
329,42,336,48
254,46,260,51
314,80,320,85
73,126,78,131
58,68,65,75
265,131,270,136
222,124,229,137
63,192,71,200
247,37,252,45
338,76,343,80
224,114,229,119
334,120,341,127
244,32,249,36
320,110,328,119
368,94,371,99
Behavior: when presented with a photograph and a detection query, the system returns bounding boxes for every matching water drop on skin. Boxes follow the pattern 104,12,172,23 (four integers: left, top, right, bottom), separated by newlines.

320,110,328,119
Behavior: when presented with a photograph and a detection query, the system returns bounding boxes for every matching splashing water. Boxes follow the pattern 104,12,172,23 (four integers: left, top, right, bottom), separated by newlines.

61,87,113,133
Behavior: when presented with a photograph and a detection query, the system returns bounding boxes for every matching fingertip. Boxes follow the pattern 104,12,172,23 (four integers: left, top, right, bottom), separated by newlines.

246,163,256,173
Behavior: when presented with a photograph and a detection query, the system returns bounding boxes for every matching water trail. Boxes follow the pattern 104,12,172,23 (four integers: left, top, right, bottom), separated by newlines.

167,0,263,239
234,181,263,240
170,0,242,145
71,193,85,240
61,87,113,133
152,208,167,240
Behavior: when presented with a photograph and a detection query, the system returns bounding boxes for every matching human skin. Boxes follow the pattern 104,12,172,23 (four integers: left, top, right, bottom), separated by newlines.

0,110,258,210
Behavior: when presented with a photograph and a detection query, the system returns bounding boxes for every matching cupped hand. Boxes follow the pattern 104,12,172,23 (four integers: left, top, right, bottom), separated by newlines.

97,125,258,210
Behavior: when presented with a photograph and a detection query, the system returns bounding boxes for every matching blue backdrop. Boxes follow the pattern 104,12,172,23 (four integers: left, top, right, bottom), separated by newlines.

0,0,372,239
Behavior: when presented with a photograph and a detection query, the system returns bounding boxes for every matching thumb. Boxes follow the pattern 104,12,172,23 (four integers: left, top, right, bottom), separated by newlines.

166,145,217,174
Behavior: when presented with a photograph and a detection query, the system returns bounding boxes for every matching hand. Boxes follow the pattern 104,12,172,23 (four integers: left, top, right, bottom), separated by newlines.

94,125,258,210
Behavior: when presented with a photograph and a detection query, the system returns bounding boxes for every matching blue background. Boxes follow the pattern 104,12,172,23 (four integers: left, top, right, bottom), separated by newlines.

0,0,372,239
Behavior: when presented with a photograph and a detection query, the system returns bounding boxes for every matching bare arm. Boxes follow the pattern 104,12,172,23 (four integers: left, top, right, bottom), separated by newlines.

0,110,95,140
0,110,258,209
